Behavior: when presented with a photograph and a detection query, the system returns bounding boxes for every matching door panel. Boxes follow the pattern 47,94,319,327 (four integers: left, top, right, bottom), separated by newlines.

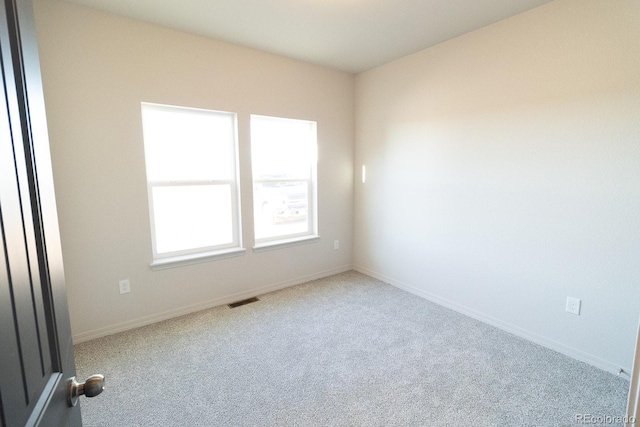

1,0,82,425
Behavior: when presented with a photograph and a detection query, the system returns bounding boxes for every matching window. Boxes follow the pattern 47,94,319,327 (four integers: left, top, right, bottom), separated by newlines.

141,103,242,266
250,115,318,247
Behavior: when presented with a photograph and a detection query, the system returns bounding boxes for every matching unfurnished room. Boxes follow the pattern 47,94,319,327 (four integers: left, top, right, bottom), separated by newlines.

0,0,638,425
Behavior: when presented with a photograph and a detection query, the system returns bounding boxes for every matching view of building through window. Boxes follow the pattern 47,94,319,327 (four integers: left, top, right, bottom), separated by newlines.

250,115,318,244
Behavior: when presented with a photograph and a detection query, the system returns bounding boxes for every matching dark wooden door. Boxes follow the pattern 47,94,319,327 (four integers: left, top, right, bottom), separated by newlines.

1,0,83,425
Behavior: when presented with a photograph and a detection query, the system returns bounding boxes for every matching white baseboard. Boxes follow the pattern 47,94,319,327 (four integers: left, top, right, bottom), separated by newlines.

73,264,352,344
353,264,631,379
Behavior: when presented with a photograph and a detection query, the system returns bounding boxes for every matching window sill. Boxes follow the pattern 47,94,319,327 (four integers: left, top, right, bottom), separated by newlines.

150,247,246,270
253,235,320,253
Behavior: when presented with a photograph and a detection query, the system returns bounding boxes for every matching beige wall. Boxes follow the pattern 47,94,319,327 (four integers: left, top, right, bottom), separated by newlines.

354,0,640,374
33,0,354,341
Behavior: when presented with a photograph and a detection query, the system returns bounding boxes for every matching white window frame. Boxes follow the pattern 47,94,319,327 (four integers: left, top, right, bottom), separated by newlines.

141,103,244,269
250,115,319,250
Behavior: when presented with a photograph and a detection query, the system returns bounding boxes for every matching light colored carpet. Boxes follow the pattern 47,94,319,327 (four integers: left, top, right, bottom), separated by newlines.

74,271,629,426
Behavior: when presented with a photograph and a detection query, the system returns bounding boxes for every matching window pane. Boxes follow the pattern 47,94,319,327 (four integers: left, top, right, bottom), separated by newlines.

152,185,233,254
141,103,241,260
251,116,315,180
253,181,309,240
251,115,317,244
142,105,234,182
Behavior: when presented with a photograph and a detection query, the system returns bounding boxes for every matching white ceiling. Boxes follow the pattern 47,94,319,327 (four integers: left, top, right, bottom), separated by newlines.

64,0,553,73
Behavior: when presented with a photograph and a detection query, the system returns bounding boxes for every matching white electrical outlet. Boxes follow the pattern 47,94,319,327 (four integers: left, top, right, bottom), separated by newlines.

334,240,340,250
119,279,131,294
566,297,581,315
